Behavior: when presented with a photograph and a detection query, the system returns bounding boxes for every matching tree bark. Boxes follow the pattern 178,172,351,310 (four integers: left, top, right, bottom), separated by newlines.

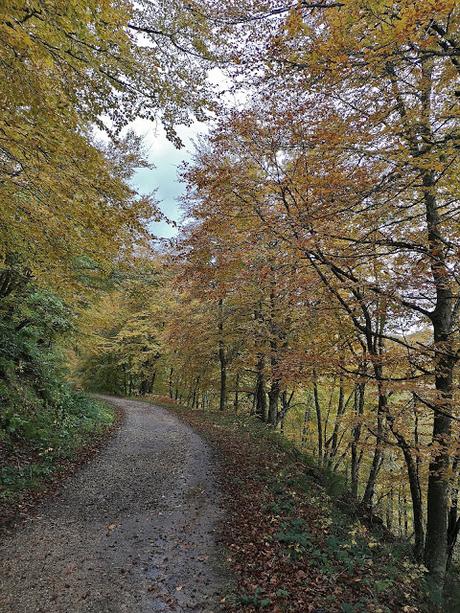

233,371,240,413
301,392,312,449
447,461,459,570
351,378,365,500
362,376,385,508
423,168,456,591
313,371,323,463
268,380,280,427
391,430,425,561
327,371,346,468
255,354,267,421
218,299,227,411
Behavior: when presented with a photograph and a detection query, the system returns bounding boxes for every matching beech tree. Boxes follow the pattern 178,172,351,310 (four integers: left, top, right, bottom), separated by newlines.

0,0,217,294
20,0,457,602
186,90,458,586
75,256,170,394
176,0,459,593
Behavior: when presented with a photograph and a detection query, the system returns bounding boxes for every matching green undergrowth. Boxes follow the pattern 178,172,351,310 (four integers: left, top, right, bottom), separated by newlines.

0,393,115,507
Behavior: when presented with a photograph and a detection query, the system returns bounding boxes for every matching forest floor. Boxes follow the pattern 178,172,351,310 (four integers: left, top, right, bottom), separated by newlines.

2,396,450,612
0,397,229,613
161,400,429,613
0,396,120,533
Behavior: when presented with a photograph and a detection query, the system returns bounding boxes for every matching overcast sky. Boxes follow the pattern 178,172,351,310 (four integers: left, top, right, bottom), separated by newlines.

129,118,206,239
128,70,237,239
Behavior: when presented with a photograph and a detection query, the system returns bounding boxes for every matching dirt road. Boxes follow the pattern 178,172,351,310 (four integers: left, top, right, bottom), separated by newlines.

0,397,228,612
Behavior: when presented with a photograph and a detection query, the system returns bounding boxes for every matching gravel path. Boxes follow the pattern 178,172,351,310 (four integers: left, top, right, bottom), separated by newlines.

0,397,228,613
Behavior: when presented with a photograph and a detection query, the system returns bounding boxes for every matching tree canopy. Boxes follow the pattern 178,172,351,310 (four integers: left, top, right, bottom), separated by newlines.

2,0,460,608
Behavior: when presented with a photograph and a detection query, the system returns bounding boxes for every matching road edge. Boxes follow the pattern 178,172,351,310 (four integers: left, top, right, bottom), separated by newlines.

0,398,124,536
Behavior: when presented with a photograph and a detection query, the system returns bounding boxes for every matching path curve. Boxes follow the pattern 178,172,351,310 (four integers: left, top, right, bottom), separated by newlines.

0,397,228,613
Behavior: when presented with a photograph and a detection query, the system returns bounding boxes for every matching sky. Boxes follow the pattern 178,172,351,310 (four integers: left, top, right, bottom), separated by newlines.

129,118,206,239
128,70,237,239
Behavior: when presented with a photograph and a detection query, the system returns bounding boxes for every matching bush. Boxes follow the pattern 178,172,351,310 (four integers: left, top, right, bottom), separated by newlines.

0,392,115,500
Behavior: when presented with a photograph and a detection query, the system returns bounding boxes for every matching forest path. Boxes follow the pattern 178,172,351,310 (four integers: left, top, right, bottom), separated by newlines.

0,396,228,613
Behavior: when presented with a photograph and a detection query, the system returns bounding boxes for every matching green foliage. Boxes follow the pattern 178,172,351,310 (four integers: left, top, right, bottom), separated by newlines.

265,497,294,515
275,588,290,598
0,277,72,409
202,411,426,607
0,269,115,503
239,588,272,609
0,394,114,500
275,519,312,560
340,604,363,613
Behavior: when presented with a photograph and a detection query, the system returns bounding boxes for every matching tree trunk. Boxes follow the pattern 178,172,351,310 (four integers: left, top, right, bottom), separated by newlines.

218,298,227,411
219,353,227,411
234,371,240,413
351,379,365,499
447,461,459,570
447,513,460,571
384,393,426,561
423,168,456,592
255,354,267,421
146,369,156,394
313,371,323,464
251,390,257,415
268,380,280,427
301,393,311,449
401,443,425,561
278,390,293,433
191,376,200,410
362,380,385,508
327,372,346,468
386,488,394,532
